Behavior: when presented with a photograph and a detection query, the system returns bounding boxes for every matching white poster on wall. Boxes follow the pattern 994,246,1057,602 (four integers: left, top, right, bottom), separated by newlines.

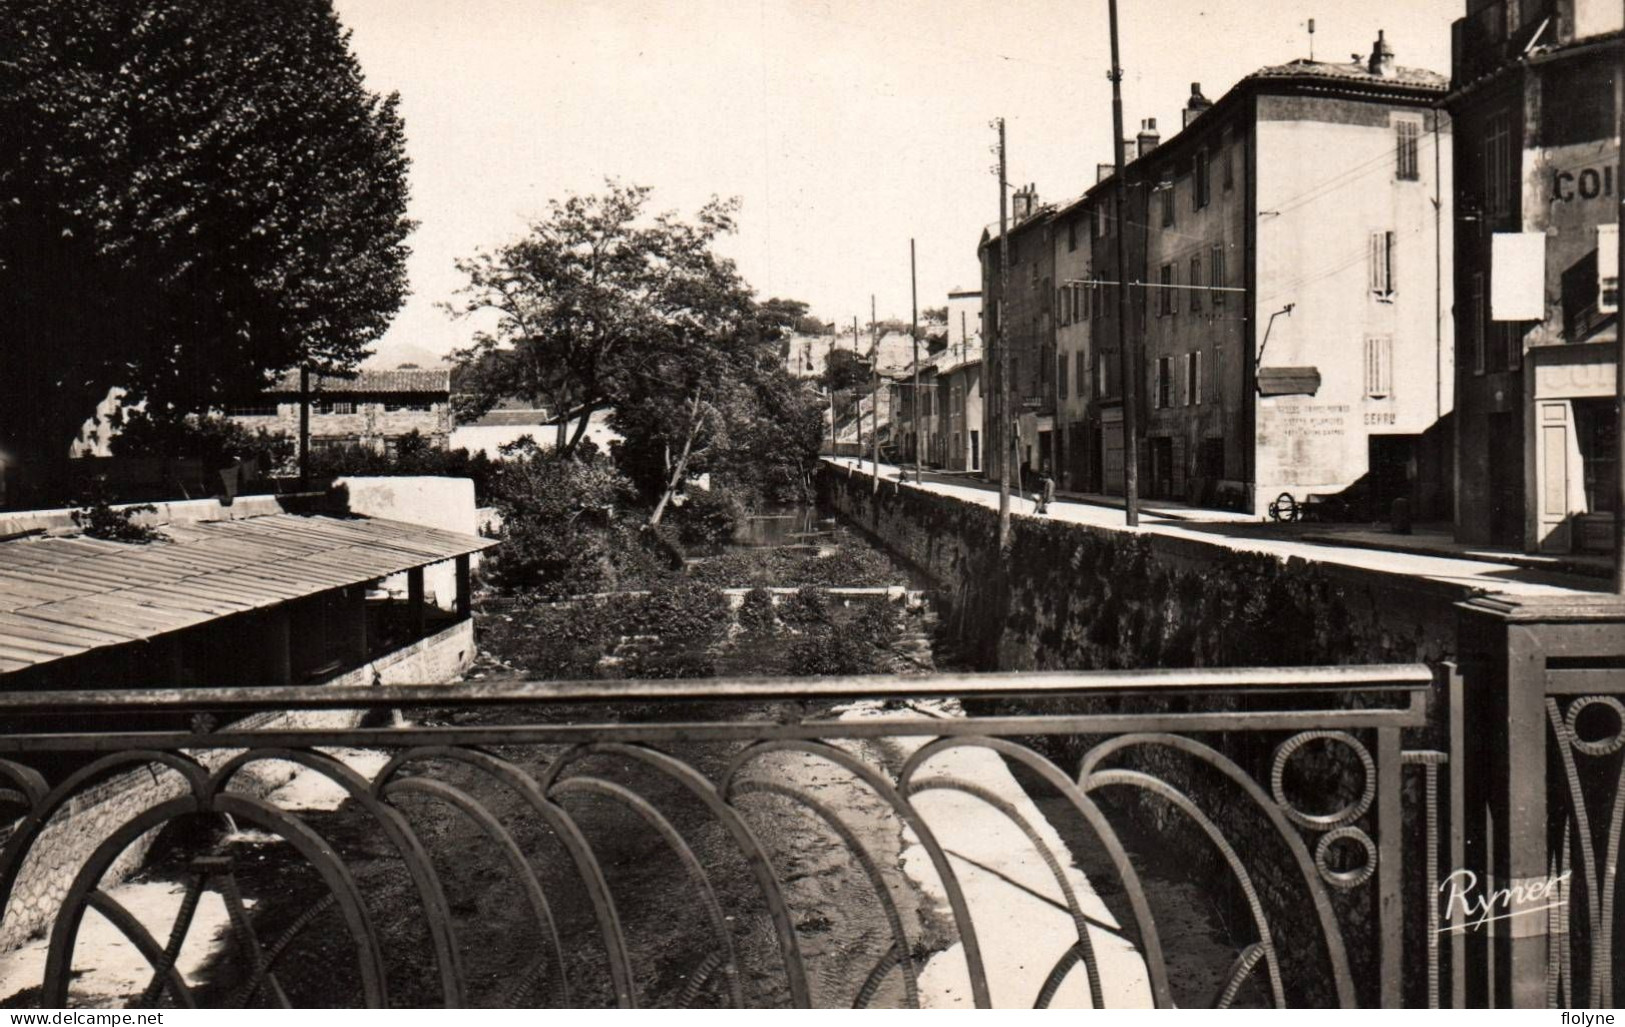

1491,231,1546,321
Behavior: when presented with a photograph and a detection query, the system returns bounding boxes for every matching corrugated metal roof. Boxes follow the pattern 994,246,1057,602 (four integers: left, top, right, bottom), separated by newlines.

0,513,495,675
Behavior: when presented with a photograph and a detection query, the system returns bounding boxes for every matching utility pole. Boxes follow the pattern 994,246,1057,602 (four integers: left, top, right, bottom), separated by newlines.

297,366,311,491
870,294,880,489
1108,0,1140,527
1614,0,1625,592
996,116,1012,549
828,381,837,457
853,315,862,460
911,238,922,484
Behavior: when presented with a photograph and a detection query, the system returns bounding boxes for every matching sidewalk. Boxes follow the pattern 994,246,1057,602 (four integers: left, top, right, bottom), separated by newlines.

1299,526,1613,583
827,458,1606,598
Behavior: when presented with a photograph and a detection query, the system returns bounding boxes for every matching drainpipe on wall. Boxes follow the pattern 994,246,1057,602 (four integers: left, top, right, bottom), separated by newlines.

1614,16,1625,591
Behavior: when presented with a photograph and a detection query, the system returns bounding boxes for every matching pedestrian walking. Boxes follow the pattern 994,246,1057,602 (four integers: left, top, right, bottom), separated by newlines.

1036,472,1054,515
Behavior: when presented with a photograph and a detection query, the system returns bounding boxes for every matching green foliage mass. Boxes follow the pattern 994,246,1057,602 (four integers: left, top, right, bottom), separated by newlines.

447,182,824,513
479,451,669,599
0,0,414,498
736,587,777,634
72,498,160,543
112,410,293,471
305,430,500,502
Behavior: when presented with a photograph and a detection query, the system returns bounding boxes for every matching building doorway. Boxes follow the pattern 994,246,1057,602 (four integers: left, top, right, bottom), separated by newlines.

1149,437,1174,499
1488,412,1522,546
1367,435,1416,521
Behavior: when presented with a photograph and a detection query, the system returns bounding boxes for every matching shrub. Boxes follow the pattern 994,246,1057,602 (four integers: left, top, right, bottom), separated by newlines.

786,621,878,676
777,585,829,628
670,485,745,545
483,597,626,679
307,431,500,501
112,410,292,472
630,580,729,645
737,587,777,634
481,453,657,598
73,499,160,543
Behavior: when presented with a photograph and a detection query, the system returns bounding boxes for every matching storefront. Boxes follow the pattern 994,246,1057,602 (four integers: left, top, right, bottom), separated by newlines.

1529,342,1618,552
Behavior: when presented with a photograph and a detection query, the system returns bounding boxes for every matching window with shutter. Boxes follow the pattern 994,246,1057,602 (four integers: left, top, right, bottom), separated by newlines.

1211,245,1225,307
1190,257,1202,312
1395,120,1420,181
1369,231,1395,298
1485,112,1513,217
1364,336,1393,398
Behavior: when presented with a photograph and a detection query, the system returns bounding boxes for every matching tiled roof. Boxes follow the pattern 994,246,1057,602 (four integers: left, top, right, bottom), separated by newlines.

1247,58,1448,91
0,512,494,675
268,368,452,395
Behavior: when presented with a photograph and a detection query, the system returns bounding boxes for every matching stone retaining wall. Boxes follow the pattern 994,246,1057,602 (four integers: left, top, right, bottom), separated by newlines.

819,463,1470,1006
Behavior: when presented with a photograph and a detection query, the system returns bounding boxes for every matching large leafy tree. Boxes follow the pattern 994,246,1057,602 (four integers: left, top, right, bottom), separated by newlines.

450,183,823,515
0,0,412,501
612,304,824,521
448,182,745,457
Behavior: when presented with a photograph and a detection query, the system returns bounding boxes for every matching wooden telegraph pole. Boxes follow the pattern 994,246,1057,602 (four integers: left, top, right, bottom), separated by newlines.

996,117,1012,549
1108,0,1140,527
911,238,922,484
870,294,880,490
852,315,862,460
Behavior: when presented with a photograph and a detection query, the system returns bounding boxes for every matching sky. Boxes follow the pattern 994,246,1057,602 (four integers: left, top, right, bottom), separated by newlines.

331,0,1463,366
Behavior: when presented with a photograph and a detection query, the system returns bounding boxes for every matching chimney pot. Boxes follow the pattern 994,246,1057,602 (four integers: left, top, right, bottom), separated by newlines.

1136,118,1161,158
1368,28,1396,77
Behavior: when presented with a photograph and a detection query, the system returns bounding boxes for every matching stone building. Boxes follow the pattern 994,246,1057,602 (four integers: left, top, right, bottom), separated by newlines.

1045,34,1452,515
227,367,453,454
939,339,984,473
1448,0,1623,552
979,185,1057,485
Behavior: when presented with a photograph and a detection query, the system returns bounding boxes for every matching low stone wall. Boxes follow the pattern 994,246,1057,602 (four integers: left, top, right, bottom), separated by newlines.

818,463,1471,1006
819,464,1460,677
0,619,476,953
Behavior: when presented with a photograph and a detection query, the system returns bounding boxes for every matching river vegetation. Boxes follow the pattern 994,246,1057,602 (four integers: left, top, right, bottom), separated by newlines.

447,182,827,526
476,579,922,682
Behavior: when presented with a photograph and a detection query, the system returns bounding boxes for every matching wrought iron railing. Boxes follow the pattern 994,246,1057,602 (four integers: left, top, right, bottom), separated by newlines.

0,665,1448,1008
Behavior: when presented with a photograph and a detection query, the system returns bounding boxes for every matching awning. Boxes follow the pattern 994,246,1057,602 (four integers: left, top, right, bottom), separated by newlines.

0,513,496,675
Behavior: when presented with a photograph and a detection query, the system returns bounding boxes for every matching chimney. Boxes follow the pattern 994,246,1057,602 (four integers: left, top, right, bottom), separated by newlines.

1368,29,1396,77
1013,183,1041,222
1097,162,1116,184
1182,82,1213,128
1136,118,1161,158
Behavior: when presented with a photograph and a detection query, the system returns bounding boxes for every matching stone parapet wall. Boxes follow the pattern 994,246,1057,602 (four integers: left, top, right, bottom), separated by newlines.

818,463,1467,1006
819,463,1459,676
